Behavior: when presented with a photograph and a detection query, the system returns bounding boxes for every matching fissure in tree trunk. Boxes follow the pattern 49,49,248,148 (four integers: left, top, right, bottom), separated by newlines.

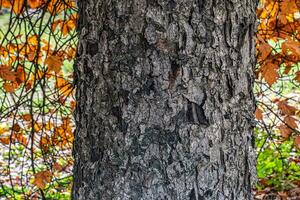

72,0,257,199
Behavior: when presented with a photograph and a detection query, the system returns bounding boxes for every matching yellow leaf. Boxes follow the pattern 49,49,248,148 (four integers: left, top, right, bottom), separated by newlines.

55,77,73,96
27,35,39,46
61,19,76,36
12,0,24,14
40,136,51,152
47,0,64,15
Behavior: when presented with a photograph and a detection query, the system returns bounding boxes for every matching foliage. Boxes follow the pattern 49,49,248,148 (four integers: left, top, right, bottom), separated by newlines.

256,0,300,191
0,0,77,199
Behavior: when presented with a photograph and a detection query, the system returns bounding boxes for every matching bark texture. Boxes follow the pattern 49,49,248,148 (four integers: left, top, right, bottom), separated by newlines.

72,0,257,199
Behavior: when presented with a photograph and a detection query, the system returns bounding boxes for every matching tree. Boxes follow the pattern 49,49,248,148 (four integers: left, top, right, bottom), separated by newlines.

72,0,257,199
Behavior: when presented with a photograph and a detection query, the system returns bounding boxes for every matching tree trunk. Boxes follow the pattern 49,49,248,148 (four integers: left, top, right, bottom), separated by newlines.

72,0,257,199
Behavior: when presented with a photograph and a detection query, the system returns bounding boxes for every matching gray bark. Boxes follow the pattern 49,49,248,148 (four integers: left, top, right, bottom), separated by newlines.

72,0,257,199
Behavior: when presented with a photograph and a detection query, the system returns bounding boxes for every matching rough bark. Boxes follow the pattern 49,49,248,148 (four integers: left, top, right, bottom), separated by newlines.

72,0,257,199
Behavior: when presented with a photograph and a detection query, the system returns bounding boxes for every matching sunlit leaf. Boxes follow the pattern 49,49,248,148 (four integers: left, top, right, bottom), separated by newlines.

284,116,298,129
3,83,15,93
294,136,300,149
277,100,297,115
12,123,21,132
0,65,16,81
45,55,63,73
278,124,292,139
255,108,264,120
259,60,279,86
295,71,300,83
32,170,52,189
28,0,44,9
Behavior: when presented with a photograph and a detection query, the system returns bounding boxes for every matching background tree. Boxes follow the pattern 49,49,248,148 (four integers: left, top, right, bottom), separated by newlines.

72,0,257,199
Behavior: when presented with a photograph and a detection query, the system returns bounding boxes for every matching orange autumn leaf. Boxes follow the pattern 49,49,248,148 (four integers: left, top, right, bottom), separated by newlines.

53,162,63,172
278,13,288,25
0,65,16,81
51,19,63,31
12,0,24,14
40,136,52,152
7,43,18,54
3,83,15,93
277,100,297,115
45,55,63,73
0,0,24,13
259,61,279,86
61,19,76,36
33,170,52,189
28,0,44,9
21,114,32,121
259,1,279,19
16,67,26,84
25,81,32,91
66,47,76,60
255,108,264,120
0,0,11,8
40,136,51,152
0,128,10,145
47,0,64,15
12,123,21,132
27,35,39,45
282,39,300,56
295,71,300,83
0,136,10,145
70,100,76,110
283,64,293,74
278,124,292,139
13,133,27,145
258,42,272,61
41,39,50,51
284,115,298,129
294,136,300,149
34,122,42,132
280,0,299,15
55,77,73,96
